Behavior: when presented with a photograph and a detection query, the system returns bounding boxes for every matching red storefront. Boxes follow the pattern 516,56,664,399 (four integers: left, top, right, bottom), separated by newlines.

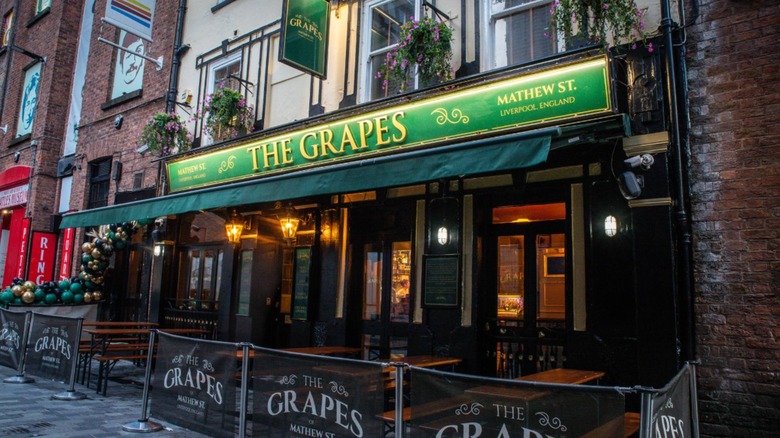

0,166,32,288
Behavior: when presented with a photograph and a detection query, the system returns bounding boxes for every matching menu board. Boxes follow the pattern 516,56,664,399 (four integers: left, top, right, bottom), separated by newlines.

292,248,311,320
423,255,459,307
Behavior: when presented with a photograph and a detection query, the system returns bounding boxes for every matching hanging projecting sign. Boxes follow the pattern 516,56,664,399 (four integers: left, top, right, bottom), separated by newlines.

279,0,330,78
104,0,155,41
168,57,612,192
27,232,56,284
16,63,42,137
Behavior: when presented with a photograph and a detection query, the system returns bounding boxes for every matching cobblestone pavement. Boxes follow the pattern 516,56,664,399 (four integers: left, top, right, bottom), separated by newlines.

0,361,214,438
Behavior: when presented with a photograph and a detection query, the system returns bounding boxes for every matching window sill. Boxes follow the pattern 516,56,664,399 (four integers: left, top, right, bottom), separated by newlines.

8,133,31,147
211,0,238,13
25,7,50,28
101,89,143,110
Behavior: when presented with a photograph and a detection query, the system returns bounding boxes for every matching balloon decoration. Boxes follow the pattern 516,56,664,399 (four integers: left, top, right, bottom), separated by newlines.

0,220,146,306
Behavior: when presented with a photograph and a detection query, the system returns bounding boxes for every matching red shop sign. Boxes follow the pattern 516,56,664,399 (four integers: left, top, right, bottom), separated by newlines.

27,231,57,284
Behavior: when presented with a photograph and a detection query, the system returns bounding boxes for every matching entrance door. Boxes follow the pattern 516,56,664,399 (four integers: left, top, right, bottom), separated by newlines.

346,206,414,360
480,203,568,377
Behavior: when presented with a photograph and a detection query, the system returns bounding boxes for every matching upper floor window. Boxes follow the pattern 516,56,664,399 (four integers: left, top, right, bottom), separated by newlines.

88,158,112,209
16,62,42,137
2,11,13,48
36,0,51,14
360,0,418,102
211,55,242,92
111,30,145,99
484,0,556,70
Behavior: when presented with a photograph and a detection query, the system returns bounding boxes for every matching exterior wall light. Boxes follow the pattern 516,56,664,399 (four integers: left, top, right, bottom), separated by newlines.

428,195,459,254
604,215,618,237
225,210,244,244
437,226,449,245
279,207,300,242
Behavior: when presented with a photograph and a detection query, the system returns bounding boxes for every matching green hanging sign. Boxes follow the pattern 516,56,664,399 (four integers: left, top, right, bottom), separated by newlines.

167,57,612,192
279,0,330,78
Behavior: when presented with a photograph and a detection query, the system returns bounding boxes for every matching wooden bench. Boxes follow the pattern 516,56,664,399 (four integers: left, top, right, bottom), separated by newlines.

377,395,470,436
581,412,641,437
92,347,157,396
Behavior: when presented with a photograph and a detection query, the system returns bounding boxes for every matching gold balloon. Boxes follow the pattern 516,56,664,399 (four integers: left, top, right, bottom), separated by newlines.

83,292,93,303
82,242,94,253
91,249,102,259
94,277,103,284
92,291,103,301
11,285,23,297
21,290,35,303
23,281,36,291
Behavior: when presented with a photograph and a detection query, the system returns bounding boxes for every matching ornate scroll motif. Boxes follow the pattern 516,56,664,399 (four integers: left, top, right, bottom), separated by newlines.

329,381,349,397
431,108,470,125
218,155,236,174
455,402,484,416
536,411,568,431
277,374,298,385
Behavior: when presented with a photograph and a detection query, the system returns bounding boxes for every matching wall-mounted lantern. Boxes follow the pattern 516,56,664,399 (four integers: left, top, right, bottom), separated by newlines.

225,210,244,244
428,196,459,254
604,215,618,237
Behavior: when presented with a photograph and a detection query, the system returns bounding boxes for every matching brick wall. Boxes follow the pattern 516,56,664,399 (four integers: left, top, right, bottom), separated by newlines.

0,0,83,232
70,0,179,213
687,0,780,435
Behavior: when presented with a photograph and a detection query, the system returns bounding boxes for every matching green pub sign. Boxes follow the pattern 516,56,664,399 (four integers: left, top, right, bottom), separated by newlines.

168,57,612,192
279,0,330,78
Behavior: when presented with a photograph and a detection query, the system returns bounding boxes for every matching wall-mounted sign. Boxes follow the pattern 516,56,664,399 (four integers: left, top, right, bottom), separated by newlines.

111,30,145,99
0,184,28,209
168,57,612,193
58,228,75,280
15,218,30,279
423,255,459,307
104,0,155,41
292,247,311,320
279,0,330,78
27,232,56,284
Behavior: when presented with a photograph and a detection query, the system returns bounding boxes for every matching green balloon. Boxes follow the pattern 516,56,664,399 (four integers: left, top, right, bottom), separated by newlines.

59,280,71,291
13,297,22,304
73,293,84,304
44,293,57,304
0,290,13,303
34,289,45,302
61,291,74,303
115,240,126,249
70,282,83,293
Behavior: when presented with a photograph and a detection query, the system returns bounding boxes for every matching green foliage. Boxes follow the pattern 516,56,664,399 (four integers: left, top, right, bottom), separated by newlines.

197,87,255,141
550,0,648,47
138,112,191,157
377,16,453,94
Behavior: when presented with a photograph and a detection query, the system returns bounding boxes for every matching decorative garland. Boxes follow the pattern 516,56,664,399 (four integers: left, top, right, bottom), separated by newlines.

0,221,144,306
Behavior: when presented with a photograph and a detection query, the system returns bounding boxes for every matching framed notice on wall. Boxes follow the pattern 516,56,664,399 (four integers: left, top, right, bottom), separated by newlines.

292,247,311,320
423,255,459,307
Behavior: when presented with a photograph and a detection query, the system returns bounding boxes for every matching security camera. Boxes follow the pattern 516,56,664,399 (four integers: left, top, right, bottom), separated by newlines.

114,114,124,129
624,154,654,171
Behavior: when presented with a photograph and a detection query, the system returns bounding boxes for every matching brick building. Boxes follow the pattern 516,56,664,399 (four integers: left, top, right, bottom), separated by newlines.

0,0,82,285
687,0,780,435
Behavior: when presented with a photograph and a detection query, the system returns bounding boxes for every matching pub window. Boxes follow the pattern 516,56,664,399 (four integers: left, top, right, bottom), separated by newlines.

483,0,557,70
16,62,42,137
110,30,145,100
1,10,12,48
87,158,112,209
201,54,242,145
360,0,419,102
36,0,51,14
176,247,224,311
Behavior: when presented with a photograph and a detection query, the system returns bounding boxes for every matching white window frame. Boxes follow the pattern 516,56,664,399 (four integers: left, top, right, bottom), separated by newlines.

36,0,51,14
359,0,421,103
201,52,242,145
480,0,561,72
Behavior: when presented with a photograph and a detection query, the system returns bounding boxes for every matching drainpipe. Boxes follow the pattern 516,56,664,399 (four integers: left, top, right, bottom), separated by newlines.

660,0,694,363
0,0,23,122
165,0,188,113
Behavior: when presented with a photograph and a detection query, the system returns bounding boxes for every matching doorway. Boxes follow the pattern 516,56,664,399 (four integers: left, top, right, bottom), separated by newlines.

346,205,414,360
480,202,568,377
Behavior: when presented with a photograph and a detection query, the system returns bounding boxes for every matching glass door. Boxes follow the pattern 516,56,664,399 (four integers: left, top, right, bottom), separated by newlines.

359,240,412,360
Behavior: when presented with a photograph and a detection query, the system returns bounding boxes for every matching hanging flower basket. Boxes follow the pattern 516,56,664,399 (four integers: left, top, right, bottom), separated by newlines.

550,0,649,48
196,87,255,142
138,112,191,157
377,16,453,94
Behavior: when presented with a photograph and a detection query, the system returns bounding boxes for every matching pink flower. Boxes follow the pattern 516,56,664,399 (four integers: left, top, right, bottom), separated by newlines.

648,42,654,52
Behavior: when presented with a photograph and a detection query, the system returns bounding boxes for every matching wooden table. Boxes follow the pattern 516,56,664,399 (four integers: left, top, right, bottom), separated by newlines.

281,346,362,356
82,321,159,328
516,368,605,385
394,355,462,370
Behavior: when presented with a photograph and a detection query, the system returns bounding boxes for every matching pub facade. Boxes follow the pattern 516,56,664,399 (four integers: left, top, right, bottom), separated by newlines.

61,0,687,395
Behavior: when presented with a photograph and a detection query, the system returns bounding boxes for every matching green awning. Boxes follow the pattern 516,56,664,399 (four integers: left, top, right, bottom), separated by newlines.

59,128,556,229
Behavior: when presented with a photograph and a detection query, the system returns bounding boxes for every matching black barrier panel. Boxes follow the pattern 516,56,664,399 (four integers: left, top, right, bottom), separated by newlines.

24,313,81,383
251,347,386,437
150,332,239,437
0,309,28,371
408,367,626,438
648,364,694,437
